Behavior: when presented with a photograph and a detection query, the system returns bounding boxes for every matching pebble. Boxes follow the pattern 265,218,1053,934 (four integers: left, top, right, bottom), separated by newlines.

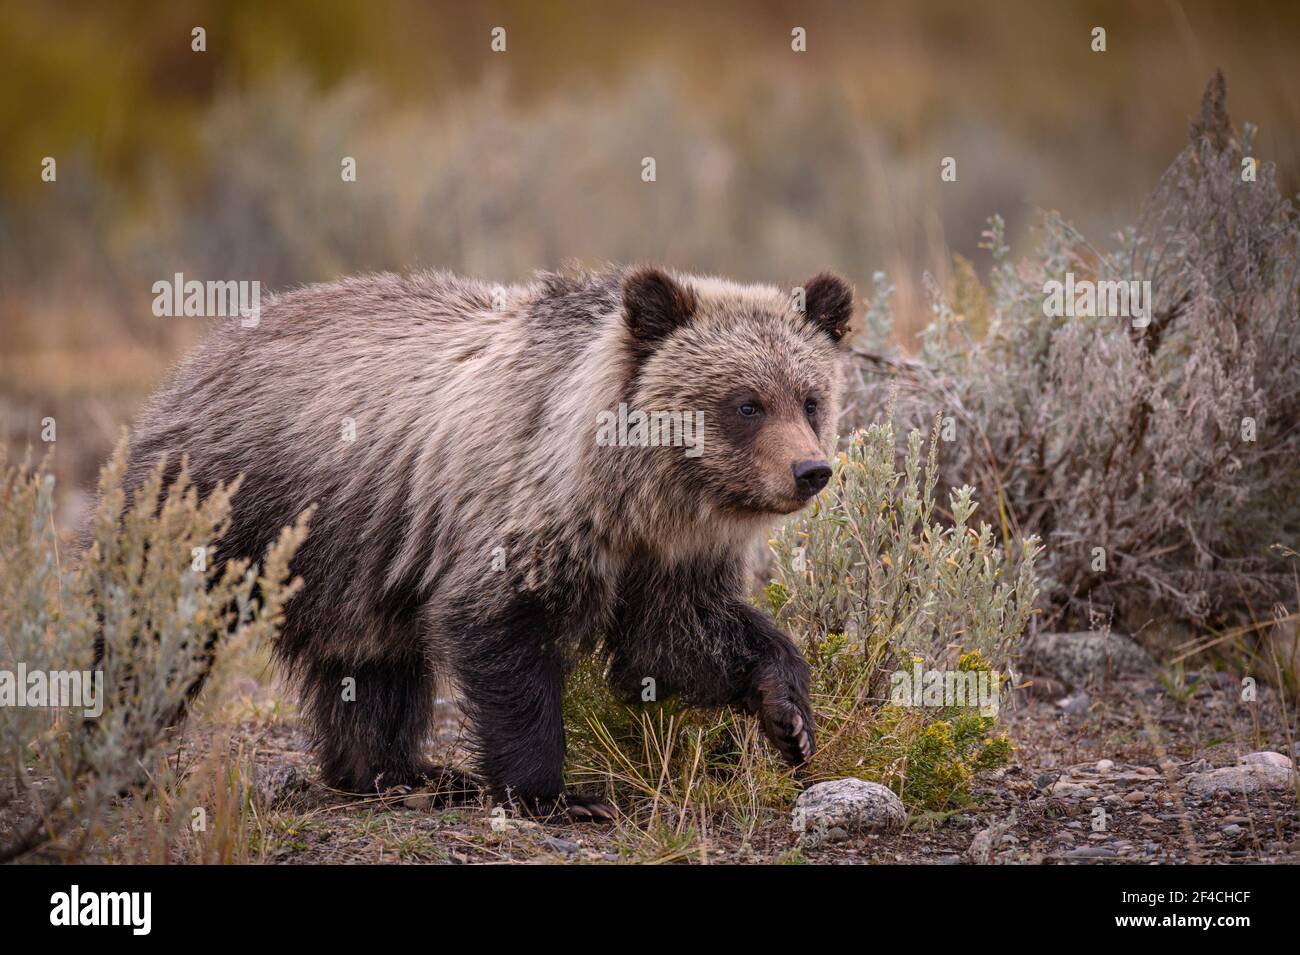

1239,751,1293,769
253,764,308,808
542,836,579,856
1050,780,1094,798
1065,846,1116,860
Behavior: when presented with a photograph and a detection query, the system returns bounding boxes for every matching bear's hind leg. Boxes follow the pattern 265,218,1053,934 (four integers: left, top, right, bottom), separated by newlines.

298,652,475,800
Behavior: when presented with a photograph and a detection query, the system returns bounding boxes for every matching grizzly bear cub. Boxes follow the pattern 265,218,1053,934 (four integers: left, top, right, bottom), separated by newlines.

123,265,852,819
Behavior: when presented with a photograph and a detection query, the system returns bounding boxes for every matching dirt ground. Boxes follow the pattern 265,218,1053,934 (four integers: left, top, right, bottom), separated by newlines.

110,665,1296,866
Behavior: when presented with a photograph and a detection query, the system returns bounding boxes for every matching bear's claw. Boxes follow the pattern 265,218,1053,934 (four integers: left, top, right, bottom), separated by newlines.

747,655,817,767
761,695,816,766
512,792,616,823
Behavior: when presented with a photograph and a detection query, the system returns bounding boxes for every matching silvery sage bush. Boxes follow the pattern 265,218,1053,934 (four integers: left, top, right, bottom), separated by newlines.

852,73,1300,632
767,416,1041,703
0,438,307,862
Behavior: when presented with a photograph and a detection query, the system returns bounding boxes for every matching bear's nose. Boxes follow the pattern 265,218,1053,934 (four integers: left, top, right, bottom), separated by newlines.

792,459,832,497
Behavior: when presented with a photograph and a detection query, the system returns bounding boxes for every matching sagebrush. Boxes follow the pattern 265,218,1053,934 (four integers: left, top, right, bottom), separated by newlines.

0,438,307,862
853,73,1300,634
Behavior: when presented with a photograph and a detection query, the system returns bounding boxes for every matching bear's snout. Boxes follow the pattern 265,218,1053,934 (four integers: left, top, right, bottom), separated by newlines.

792,459,832,498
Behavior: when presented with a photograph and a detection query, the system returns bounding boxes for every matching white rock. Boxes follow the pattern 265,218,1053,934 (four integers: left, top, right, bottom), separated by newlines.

1182,764,1296,796
792,778,905,843
1096,759,1115,773
1238,751,1293,769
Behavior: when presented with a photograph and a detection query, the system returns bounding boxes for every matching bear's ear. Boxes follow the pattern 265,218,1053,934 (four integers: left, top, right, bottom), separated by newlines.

622,267,697,346
800,272,854,344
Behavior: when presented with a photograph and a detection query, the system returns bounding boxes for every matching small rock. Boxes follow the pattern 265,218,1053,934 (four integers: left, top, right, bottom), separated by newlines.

402,793,432,810
1095,759,1115,774
1023,631,1155,689
542,836,579,856
253,764,308,808
1239,751,1293,769
1065,845,1116,860
1221,824,1243,837
1183,764,1296,796
1050,780,1094,798
1123,791,1148,804
490,816,538,832
1056,690,1092,717
966,811,1017,864
792,778,905,842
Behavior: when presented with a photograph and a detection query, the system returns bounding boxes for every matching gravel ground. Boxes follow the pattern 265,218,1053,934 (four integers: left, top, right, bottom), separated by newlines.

9,664,1297,864
219,668,1298,865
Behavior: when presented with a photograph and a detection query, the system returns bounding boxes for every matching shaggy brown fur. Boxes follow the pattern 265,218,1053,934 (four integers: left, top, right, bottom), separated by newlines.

121,265,851,818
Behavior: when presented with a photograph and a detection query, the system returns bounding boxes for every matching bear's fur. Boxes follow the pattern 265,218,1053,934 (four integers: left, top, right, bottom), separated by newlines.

121,265,852,818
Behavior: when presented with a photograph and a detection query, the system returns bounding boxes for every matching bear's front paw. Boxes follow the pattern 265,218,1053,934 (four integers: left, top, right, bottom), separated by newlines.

747,659,816,767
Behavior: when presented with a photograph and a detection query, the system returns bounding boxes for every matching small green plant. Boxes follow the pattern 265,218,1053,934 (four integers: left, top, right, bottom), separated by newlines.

1157,660,1204,705
0,436,308,862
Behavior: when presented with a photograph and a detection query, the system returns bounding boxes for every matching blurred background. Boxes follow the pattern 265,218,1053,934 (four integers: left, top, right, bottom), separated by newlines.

2,0,1298,523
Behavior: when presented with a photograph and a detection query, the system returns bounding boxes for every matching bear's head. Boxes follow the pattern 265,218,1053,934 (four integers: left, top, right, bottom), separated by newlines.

622,267,852,517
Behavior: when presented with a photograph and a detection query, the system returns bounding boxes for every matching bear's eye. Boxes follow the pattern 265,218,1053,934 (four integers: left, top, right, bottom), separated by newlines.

738,402,762,418
804,398,819,418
